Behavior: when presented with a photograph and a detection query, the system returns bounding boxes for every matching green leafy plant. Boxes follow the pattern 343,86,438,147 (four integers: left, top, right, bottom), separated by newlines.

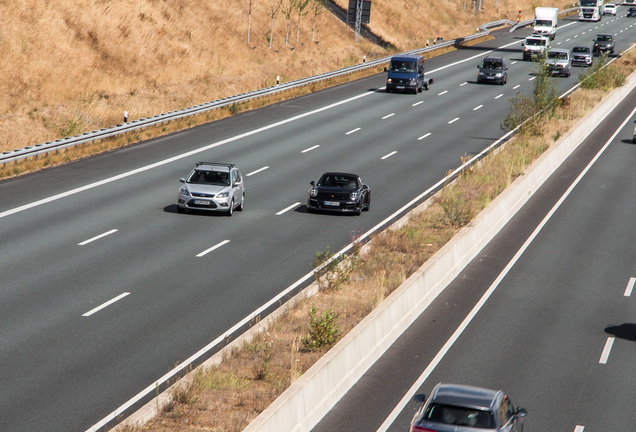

579,52,626,90
301,305,341,350
312,246,358,291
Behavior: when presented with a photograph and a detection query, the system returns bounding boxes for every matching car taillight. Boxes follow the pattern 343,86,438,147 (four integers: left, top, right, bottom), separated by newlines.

410,426,437,432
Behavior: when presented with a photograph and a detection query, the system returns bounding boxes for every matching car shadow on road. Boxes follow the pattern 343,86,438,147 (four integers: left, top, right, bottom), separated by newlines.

296,204,360,216
605,323,636,341
620,139,636,145
163,204,228,217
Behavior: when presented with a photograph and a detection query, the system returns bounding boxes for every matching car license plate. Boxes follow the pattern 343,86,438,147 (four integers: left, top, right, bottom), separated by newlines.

486,76,494,79
194,200,210,205
396,86,405,89
324,201,340,206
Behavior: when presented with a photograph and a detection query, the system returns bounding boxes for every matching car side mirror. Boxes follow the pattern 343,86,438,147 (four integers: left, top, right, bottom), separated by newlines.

310,181,315,186
179,178,185,183
413,394,427,403
516,407,528,417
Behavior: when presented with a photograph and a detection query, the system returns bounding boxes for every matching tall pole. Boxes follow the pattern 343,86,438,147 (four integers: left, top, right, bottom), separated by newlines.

355,0,362,42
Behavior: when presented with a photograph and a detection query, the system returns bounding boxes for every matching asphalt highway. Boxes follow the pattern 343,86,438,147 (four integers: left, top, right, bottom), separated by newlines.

1,11,635,432
312,11,636,432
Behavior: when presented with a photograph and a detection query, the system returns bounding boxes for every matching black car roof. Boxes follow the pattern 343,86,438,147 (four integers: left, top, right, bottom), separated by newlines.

430,383,501,410
320,172,359,178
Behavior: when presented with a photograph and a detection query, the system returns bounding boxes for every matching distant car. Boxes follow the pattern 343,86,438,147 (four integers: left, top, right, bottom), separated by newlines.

627,6,636,16
593,33,616,54
603,3,617,15
176,162,245,216
409,383,528,432
307,172,370,215
476,56,508,85
546,48,572,77
571,45,593,66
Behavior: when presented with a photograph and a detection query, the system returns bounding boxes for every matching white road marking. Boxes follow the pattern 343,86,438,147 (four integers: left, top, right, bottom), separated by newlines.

599,337,615,364
382,113,395,119
460,82,468,86
529,77,536,81
438,90,448,95
513,84,521,89
566,38,571,41
417,133,432,140
511,61,517,65
78,229,118,246
346,127,361,135
301,145,320,153
276,202,301,215
574,34,579,37
381,151,397,160
246,166,269,176
196,240,230,257
494,94,503,99
557,41,562,45
412,101,423,106
624,277,636,296
82,292,130,317
473,105,483,110
448,117,459,124
574,427,585,432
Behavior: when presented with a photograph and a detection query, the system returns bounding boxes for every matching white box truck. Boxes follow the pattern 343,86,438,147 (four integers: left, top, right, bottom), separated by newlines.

533,7,559,40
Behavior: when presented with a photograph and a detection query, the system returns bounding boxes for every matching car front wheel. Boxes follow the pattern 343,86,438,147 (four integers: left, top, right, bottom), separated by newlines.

227,199,234,216
238,194,245,211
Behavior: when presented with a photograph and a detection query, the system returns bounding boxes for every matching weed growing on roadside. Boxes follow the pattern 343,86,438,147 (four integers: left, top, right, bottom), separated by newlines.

301,305,341,350
312,246,358,291
579,52,626,90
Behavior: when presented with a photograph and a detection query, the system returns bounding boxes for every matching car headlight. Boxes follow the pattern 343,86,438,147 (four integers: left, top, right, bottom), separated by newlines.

495,72,503,77
217,192,229,198
179,187,189,196
410,79,416,84
309,188,317,197
387,78,392,83
350,191,359,201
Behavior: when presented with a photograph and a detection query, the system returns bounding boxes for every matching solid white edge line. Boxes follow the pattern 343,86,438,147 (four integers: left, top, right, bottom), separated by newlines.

417,133,432,140
82,292,130,317
448,117,459,124
276,202,301,215
246,166,269,177
301,145,320,153
78,229,118,246
474,105,483,111
381,151,397,160
346,127,361,135
196,240,230,258
574,426,585,432
376,104,636,432
599,337,615,364
625,277,636,296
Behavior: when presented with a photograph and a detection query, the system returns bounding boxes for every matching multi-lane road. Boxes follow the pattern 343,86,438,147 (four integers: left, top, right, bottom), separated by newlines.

1,11,635,432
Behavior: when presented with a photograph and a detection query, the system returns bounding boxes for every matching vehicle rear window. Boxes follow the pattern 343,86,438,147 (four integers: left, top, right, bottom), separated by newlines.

389,60,417,73
423,403,496,429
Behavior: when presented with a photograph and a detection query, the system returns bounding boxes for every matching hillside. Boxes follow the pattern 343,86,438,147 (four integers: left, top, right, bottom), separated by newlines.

1,0,575,153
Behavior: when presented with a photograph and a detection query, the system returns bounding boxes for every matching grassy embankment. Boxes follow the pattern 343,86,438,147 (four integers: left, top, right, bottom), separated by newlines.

122,49,636,432
1,0,576,180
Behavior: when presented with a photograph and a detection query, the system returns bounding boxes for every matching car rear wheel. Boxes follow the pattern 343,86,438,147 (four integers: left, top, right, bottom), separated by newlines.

364,194,371,211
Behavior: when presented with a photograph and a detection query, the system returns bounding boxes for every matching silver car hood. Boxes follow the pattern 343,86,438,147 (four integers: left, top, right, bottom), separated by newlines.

185,183,230,195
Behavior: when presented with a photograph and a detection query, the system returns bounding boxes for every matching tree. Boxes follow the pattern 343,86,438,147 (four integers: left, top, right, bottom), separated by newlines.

311,0,325,42
266,0,282,49
282,0,295,46
246,0,256,45
296,0,311,43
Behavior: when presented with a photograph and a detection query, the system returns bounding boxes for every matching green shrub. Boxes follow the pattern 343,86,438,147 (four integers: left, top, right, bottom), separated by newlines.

301,305,341,350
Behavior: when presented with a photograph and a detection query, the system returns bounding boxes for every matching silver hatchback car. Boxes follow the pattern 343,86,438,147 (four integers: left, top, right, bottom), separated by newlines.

409,383,527,432
176,162,245,216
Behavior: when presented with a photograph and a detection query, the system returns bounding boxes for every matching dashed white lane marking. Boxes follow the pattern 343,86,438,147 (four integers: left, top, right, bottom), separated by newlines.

511,61,517,65
557,41,562,45
196,240,230,257
474,105,483,110
78,229,118,246
381,151,397,160
460,82,468,86
494,94,503,99
412,101,423,106
529,77,536,81
513,84,521,89
566,38,571,41
575,34,579,37
599,337,615,364
82,292,130,317
448,117,459,124
624,277,636,296
246,166,269,176
417,133,432,140
382,113,395,119
438,90,448,95
346,128,361,135
301,145,320,153
574,426,585,432
276,202,301,215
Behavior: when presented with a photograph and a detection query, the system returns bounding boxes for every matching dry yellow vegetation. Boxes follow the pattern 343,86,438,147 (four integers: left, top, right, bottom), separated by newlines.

2,0,575,154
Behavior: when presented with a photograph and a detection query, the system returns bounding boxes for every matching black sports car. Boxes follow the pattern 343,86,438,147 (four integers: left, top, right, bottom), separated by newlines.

307,172,370,215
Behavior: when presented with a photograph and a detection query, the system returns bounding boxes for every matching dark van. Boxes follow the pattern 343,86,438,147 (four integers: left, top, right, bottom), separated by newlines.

386,55,427,94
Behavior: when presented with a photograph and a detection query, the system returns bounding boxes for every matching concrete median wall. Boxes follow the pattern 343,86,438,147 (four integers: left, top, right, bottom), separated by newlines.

244,71,636,432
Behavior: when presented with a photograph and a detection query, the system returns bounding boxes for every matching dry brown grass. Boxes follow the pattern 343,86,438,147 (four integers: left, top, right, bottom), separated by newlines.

126,50,636,432
1,0,576,155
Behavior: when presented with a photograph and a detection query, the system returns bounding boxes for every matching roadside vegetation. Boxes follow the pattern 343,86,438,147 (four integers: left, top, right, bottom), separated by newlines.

119,47,636,432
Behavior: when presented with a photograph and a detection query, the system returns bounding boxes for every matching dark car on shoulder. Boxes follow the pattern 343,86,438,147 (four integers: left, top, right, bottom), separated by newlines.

307,172,370,215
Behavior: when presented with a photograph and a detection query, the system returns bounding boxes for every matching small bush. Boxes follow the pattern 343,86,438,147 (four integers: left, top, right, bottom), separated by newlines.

579,53,626,90
301,305,341,350
312,246,358,291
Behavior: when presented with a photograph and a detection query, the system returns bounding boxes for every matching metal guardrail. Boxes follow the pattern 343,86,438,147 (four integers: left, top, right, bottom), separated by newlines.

1,19,515,166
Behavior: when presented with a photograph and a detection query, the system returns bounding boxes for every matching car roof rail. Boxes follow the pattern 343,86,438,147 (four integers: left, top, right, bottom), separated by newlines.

195,162,235,169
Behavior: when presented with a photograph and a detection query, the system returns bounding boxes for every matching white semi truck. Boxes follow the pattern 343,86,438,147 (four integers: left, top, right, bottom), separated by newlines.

533,7,559,40
579,0,603,21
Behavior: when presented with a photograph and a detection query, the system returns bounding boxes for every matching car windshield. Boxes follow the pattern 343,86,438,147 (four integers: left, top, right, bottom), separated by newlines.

389,60,417,73
548,51,569,60
580,0,598,5
572,46,590,53
596,35,612,42
481,60,503,69
535,19,552,26
317,174,359,189
423,404,495,429
525,38,546,46
187,169,231,186
605,4,615,8
630,7,636,11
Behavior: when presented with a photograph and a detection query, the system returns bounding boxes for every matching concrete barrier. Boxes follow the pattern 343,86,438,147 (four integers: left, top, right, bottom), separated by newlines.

243,71,636,432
